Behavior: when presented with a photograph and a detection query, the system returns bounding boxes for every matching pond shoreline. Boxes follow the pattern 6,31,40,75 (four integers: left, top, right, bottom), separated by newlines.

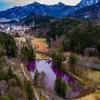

27,60,95,99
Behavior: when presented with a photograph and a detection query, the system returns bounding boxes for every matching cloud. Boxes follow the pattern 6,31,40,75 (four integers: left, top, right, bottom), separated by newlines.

37,0,81,5
0,0,81,6
0,0,33,6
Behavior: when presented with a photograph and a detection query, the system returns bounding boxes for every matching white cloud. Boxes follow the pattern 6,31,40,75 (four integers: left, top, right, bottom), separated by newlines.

37,0,81,5
0,0,81,6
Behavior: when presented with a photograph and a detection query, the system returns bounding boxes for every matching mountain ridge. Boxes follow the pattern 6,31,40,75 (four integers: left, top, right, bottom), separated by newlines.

0,0,99,19
70,2,100,19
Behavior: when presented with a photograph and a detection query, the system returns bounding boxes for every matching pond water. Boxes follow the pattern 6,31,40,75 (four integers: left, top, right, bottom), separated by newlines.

27,60,85,99
30,60,56,90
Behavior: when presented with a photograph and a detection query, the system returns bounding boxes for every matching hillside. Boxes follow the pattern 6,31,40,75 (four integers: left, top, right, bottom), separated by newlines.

20,13,54,26
29,19,100,56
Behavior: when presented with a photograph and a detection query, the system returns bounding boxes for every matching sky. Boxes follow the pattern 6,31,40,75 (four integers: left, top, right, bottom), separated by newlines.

0,0,81,11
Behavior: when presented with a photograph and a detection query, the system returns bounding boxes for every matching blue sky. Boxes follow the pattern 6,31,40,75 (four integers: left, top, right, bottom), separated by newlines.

0,0,81,11
0,2,10,11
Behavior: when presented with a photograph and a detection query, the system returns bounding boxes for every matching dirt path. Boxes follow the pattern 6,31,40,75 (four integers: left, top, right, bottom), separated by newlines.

21,63,30,80
21,63,40,100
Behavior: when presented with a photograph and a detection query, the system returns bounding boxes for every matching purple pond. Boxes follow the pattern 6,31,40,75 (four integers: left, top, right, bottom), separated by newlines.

27,60,84,98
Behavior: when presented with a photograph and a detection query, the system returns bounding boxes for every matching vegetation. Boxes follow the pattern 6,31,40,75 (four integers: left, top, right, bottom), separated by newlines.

0,44,35,100
2,96,11,100
46,19,100,56
0,66,21,85
69,54,78,73
55,77,67,98
24,80,35,100
0,45,6,68
0,65,24,99
0,32,17,57
34,70,39,85
21,45,35,62
2,95,15,100
20,13,54,26
51,51,65,71
0,32,37,100
0,17,99,100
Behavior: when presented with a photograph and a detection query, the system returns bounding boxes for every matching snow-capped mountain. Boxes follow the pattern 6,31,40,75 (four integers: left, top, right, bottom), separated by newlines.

79,0,99,7
70,2,100,19
61,0,100,17
0,0,99,19
0,2,69,19
74,0,100,10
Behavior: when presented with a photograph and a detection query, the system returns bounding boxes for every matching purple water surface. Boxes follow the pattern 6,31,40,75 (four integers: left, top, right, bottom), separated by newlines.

27,61,35,72
27,60,84,98
51,65,76,84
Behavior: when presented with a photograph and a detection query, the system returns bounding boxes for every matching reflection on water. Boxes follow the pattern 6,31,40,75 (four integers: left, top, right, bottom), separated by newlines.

27,60,86,98
28,60,56,90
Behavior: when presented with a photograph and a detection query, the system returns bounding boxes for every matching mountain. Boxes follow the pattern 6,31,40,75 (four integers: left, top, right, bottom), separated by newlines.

61,0,100,17
76,0,99,8
0,2,70,19
70,2,100,19
0,0,99,19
